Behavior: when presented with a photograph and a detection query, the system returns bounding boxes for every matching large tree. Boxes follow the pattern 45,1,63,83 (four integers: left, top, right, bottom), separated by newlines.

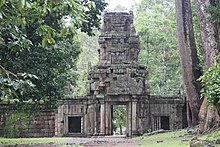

175,0,202,127
0,0,106,108
195,0,220,131
176,0,220,129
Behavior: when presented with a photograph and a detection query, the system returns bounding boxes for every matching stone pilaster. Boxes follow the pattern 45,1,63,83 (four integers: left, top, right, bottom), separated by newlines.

100,102,105,135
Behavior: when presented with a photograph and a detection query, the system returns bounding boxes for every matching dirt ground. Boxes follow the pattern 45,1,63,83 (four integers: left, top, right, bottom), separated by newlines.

54,136,140,147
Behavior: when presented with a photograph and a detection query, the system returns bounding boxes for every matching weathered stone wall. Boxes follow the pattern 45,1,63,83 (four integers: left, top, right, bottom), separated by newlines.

0,109,55,137
27,110,55,137
88,64,149,97
56,96,101,136
149,95,185,131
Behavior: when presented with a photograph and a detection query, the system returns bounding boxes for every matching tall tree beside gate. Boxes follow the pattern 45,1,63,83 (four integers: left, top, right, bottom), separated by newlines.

194,0,220,130
175,0,220,129
175,0,202,127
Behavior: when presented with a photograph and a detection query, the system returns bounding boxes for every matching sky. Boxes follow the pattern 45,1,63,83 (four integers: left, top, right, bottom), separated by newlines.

105,0,141,11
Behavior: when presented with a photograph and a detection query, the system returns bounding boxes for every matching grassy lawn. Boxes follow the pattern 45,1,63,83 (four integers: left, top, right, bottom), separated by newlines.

199,130,220,141
0,137,72,145
135,129,220,147
135,130,190,147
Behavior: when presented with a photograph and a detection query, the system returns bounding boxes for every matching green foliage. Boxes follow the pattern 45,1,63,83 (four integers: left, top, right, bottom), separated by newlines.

71,31,99,96
199,130,220,141
112,105,126,134
136,130,189,147
0,65,38,104
0,0,106,108
3,111,32,138
199,54,220,108
135,0,180,94
206,1,220,26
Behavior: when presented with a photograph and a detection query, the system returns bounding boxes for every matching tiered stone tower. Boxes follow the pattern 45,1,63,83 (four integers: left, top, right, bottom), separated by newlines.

88,12,150,97
56,12,185,137
99,12,139,64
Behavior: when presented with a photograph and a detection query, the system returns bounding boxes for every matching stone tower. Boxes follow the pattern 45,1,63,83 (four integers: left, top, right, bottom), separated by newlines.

88,11,150,97
99,11,139,64
56,11,185,137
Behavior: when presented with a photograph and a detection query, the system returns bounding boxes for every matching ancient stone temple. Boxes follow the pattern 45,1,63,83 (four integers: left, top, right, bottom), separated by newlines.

55,11,186,137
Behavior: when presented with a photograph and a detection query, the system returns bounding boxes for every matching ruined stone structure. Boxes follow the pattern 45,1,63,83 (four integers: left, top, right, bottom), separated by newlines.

0,11,186,138
56,12,186,137
0,108,55,137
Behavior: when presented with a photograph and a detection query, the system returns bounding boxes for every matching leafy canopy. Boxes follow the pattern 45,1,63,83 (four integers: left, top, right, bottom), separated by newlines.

135,0,180,94
199,54,220,108
0,0,107,108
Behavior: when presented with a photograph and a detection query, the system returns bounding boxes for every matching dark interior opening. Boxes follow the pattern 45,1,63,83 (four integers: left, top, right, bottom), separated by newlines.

161,116,170,130
113,77,117,81
68,116,81,133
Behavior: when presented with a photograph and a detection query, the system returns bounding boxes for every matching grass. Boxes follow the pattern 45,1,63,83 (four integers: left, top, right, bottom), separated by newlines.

134,130,190,147
0,137,72,145
134,129,220,147
199,130,220,147
199,130,220,140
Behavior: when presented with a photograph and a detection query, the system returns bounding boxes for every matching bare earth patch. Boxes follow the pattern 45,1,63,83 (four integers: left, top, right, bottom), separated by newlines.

55,136,138,147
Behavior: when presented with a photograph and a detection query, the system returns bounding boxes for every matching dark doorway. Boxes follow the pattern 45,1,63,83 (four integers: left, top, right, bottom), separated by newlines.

161,116,170,130
68,117,81,133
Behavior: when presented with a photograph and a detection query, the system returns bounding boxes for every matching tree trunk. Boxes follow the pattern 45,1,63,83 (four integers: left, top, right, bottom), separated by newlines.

162,46,167,85
175,0,202,127
194,0,220,131
119,124,122,135
186,100,192,127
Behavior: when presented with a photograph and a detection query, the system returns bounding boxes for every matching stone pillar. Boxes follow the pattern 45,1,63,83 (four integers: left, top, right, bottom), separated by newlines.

64,114,68,135
108,104,112,135
127,102,132,137
57,104,64,136
132,100,137,135
84,106,87,134
55,111,58,136
105,103,111,135
100,102,105,135
126,103,129,136
94,106,97,134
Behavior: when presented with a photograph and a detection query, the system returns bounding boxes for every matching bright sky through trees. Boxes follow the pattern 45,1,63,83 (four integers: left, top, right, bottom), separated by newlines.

105,0,141,10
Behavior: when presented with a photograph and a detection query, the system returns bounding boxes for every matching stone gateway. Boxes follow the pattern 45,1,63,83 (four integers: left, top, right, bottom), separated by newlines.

56,11,186,137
